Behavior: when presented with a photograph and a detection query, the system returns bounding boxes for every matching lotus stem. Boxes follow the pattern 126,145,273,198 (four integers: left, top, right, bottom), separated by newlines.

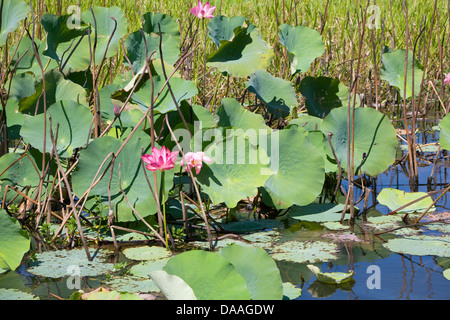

161,171,169,249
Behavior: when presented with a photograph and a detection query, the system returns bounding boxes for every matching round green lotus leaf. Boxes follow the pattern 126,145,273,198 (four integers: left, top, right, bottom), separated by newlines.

20,100,93,158
18,69,87,115
219,244,283,300
71,131,174,221
125,30,180,74
438,113,450,151
142,12,180,37
81,6,128,62
298,76,360,118
150,270,197,300
261,126,325,209
10,37,58,80
278,24,324,74
321,106,398,177
245,69,298,118
377,188,435,213
207,15,256,47
307,264,355,285
206,26,273,78
0,209,30,272
215,98,268,131
8,73,37,103
288,114,323,131
304,130,338,173
382,235,450,257
0,288,38,300
163,250,251,300
27,248,115,278
133,75,198,114
380,49,424,99
122,246,172,261
270,240,340,263
0,152,41,188
0,0,30,46
40,13,89,62
195,130,271,208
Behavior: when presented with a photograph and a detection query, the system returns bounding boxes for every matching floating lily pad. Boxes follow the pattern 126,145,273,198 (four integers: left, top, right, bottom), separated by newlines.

0,288,38,300
365,214,420,236
307,264,355,285
289,203,348,222
103,276,161,293
282,282,302,300
221,219,282,233
122,246,172,261
27,248,115,278
321,221,350,230
382,235,450,257
444,269,450,281
377,188,435,213
84,289,143,300
190,238,249,250
425,223,450,234
130,258,170,278
270,240,340,263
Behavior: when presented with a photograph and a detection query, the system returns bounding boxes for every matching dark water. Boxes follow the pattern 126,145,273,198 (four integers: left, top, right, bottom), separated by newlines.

282,130,450,300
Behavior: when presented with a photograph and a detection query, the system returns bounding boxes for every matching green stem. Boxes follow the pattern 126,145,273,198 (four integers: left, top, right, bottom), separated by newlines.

161,171,168,249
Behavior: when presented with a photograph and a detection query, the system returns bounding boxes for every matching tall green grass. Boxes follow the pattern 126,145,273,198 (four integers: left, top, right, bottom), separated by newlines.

11,0,450,110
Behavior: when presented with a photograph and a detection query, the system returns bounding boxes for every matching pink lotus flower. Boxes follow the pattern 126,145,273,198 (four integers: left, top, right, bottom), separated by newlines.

444,73,450,85
190,0,216,19
142,146,178,172
181,151,212,174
